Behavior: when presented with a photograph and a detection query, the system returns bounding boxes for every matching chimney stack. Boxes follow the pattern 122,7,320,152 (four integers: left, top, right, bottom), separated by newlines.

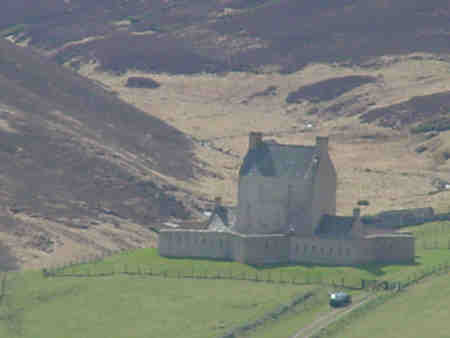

214,196,222,206
249,132,263,150
351,207,364,238
353,207,361,220
316,136,329,154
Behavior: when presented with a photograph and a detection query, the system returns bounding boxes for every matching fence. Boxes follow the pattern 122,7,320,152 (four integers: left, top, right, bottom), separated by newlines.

0,272,7,305
43,263,365,290
43,257,450,293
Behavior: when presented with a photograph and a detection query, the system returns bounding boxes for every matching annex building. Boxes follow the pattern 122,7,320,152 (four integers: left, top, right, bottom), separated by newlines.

159,133,414,265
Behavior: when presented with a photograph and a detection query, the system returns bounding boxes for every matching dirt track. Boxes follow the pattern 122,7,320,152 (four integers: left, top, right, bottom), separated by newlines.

291,293,374,338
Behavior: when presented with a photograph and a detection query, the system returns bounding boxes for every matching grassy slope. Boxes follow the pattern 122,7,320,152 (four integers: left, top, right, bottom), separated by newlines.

241,291,332,338
0,220,448,338
319,272,450,338
0,271,312,338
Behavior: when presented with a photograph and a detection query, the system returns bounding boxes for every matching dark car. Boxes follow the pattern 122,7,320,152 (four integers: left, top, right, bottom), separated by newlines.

329,292,352,307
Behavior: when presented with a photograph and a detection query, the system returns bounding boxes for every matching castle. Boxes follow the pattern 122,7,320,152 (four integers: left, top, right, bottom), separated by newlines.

159,133,414,265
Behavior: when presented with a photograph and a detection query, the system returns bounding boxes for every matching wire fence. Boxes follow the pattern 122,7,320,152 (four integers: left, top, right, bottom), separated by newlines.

43,263,365,290
42,256,450,292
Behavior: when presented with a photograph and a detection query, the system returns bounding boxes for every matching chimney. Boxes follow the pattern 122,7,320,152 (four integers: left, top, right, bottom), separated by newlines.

316,136,329,155
214,196,222,207
249,132,263,150
353,207,361,221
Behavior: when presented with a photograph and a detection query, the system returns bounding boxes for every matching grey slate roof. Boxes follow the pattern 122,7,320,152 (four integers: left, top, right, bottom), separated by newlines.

239,143,317,177
316,215,354,237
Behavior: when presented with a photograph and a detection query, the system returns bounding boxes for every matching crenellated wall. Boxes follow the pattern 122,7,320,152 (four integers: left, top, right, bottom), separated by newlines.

159,230,414,266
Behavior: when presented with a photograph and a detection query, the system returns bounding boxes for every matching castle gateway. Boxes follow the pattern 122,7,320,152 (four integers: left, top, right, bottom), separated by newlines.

159,133,414,265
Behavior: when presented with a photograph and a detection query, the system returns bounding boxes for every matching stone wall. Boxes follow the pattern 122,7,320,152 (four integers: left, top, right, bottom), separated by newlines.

242,234,289,265
159,230,415,266
235,175,314,235
159,230,290,264
288,234,414,265
158,230,236,260
368,234,415,263
289,237,372,265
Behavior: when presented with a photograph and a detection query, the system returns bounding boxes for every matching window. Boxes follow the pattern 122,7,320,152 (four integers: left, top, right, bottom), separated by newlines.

219,240,223,248
320,247,325,256
346,248,351,256
201,237,206,245
296,243,299,253
265,240,269,249
312,246,316,254
304,245,308,254
338,248,342,256
328,248,333,256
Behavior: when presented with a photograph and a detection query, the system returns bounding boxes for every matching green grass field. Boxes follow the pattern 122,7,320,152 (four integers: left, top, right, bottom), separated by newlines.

315,272,450,338
0,271,315,338
0,220,449,338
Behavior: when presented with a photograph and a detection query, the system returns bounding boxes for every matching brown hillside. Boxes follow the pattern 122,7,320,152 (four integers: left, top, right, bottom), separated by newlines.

0,38,199,270
2,1,450,270
2,1,450,75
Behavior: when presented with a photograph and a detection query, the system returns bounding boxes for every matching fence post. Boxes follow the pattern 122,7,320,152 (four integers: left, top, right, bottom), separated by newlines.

0,273,6,304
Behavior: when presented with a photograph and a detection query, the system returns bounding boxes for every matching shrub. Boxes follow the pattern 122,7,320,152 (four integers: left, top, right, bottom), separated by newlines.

125,77,160,89
410,118,450,134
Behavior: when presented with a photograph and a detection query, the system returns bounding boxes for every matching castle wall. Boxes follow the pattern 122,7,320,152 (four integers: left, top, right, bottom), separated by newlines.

310,149,337,235
236,176,313,235
289,237,373,265
159,231,414,266
159,230,290,264
159,230,235,260
241,234,289,265
369,234,415,263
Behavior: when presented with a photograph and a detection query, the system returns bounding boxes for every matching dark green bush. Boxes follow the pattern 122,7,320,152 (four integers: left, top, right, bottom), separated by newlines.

410,118,450,134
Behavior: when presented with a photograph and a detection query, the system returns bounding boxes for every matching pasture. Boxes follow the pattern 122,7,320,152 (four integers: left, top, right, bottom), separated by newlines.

0,271,315,338
315,271,450,338
0,220,449,338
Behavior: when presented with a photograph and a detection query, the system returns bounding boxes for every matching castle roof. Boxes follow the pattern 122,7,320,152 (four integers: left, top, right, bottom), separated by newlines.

239,142,317,177
316,215,354,237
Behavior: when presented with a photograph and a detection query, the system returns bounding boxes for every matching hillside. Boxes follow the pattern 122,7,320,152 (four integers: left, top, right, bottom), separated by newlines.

3,0,450,75
0,38,202,270
1,1,450,270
